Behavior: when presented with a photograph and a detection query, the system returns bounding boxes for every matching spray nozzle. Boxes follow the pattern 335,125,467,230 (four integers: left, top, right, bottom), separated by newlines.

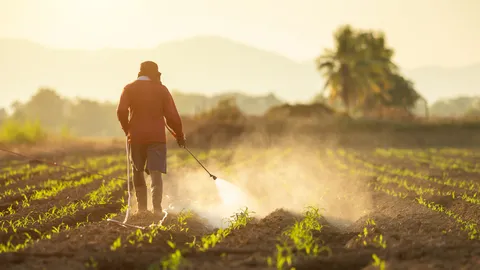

181,146,218,181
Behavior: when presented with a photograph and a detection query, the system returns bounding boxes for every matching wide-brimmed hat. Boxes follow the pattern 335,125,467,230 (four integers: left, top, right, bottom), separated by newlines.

139,61,161,76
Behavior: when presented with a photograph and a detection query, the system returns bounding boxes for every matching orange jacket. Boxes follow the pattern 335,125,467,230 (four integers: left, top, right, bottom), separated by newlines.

116,77,184,143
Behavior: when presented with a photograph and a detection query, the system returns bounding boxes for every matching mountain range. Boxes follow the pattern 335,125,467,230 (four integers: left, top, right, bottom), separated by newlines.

1,35,479,109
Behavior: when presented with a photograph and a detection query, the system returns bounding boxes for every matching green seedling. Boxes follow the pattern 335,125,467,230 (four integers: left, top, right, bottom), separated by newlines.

110,237,122,251
371,254,386,270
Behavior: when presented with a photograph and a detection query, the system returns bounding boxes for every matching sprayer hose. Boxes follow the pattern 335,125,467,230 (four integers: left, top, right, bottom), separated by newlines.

123,138,132,223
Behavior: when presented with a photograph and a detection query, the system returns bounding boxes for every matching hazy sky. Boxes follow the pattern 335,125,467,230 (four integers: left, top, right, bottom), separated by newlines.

1,0,479,69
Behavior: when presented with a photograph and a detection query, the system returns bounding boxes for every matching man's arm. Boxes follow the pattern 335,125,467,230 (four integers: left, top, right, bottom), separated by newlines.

162,85,184,139
116,87,130,136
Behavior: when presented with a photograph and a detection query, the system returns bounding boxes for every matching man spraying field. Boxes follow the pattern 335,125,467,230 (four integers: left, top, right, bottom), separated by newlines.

116,61,186,217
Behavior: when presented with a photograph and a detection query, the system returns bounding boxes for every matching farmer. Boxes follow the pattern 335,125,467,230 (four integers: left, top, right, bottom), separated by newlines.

116,60,186,217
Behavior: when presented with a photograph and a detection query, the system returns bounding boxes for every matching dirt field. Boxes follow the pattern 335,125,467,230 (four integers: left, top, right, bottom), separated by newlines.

0,140,479,270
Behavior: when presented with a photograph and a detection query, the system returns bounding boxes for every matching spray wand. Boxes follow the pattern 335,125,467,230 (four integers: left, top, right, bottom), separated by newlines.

165,124,217,180
183,146,217,180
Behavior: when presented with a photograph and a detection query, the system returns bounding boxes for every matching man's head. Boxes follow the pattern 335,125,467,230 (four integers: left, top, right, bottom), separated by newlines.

138,61,161,81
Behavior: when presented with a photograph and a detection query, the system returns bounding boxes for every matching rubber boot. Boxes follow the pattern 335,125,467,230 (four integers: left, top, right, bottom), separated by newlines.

135,186,148,213
150,171,163,216
133,170,148,213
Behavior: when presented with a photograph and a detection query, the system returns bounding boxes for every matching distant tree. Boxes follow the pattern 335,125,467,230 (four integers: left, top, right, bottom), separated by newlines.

315,25,429,120
197,96,246,123
67,98,120,137
0,108,7,124
430,97,480,117
464,99,480,117
464,108,480,117
315,25,396,115
10,88,67,130
172,90,209,115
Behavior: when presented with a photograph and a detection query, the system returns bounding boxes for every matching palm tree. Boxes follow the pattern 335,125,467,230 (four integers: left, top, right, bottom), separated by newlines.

316,25,396,115
357,31,398,102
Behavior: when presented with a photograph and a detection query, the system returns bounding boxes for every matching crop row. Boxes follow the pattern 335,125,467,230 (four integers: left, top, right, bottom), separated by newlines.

373,148,480,174
332,149,480,194
0,170,127,252
0,157,123,201
327,148,479,240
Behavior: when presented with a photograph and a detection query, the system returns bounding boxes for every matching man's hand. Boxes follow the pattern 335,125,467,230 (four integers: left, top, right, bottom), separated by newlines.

176,136,186,148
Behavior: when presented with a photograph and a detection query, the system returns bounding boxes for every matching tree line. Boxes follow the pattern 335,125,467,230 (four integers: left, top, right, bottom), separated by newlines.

430,97,480,117
2,89,121,137
0,88,284,138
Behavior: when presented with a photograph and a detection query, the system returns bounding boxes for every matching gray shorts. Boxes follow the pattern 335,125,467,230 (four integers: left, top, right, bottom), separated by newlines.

129,143,167,174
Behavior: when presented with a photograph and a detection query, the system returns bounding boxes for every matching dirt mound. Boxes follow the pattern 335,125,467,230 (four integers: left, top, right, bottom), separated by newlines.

185,209,303,269
264,102,337,119
211,208,301,250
